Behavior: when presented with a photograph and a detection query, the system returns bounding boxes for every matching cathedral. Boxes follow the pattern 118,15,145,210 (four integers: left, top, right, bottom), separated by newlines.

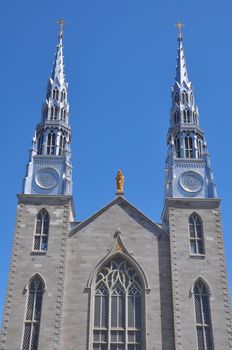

1,20,232,350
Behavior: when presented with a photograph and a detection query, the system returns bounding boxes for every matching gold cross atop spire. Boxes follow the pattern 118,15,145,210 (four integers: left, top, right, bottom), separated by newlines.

58,18,65,39
175,19,185,37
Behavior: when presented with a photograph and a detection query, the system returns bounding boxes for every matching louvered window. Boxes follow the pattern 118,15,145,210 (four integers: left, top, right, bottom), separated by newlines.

22,276,44,350
194,280,213,350
189,213,204,255
33,209,49,252
93,256,143,350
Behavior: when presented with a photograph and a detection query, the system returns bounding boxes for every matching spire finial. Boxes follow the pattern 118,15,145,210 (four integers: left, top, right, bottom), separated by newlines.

58,18,65,39
116,169,124,196
175,19,185,38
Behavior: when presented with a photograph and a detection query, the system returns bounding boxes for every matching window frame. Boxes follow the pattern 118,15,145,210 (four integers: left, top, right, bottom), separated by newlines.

188,213,205,257
33,209,50,253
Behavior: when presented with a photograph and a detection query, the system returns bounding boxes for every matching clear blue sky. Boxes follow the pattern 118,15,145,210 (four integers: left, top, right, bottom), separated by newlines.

1,0,232,323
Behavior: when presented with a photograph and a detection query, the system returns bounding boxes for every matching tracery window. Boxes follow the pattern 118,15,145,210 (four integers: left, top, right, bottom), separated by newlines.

22,275,44,350
46,133,56,155
93,256,143,350
194,279,213,350
189,213,204,255
33,209,49,251
184,134,193,158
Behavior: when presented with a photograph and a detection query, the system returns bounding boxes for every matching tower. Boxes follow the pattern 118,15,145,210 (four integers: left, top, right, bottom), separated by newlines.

162,22,232,350
0,21,74,350
23,19,72,196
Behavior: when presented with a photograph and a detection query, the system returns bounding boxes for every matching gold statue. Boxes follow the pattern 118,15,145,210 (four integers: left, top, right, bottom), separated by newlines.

116,169,124,194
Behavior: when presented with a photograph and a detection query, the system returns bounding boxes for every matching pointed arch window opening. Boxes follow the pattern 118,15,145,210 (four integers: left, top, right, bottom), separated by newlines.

33,209,49,252
183,109,191,123
46,133,56,155
52,88,59,100
92,256,143,350
60,107,66,122
22,276,44,350
182,91,189,104
184,134,194,158
174,92,180,104
59,134,66,156
193,280,214,350
61,89,66,102
37,134,44,155
174,111,180,125
189,214,205,255
174,136,181,158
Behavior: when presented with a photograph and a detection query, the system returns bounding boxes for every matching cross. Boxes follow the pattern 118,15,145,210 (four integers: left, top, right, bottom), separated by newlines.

175,19,185,37
58,18,65,38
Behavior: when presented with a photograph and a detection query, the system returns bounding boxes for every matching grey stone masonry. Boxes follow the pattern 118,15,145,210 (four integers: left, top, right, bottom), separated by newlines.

162,198,232,350
0,195,74,350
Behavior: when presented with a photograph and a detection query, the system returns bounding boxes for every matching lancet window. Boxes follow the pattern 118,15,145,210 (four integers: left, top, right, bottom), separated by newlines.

189,213,204,255
60,107,66,122
184,134,194,158
174,136,181,158
174,111,180,124
22,275,44,350
52,88,59,100
197,137,203,159
182,90,189,104
61,89,66,102
58,134,66,155
183,109,191,123
46,133,56,155
33,209,49,252
93,256,143,350
175,93,179,104
193,279,213,350
37,134,44,155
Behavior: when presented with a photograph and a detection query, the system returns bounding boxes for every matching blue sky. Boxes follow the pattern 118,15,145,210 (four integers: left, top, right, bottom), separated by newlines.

1,0,232,322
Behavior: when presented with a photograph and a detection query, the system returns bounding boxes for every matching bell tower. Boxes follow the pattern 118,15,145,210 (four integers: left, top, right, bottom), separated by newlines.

165,22,216,199
23,19,72,196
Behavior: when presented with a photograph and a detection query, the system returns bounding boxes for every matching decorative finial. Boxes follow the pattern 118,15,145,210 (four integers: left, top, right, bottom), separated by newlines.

116,169,124,195
58,18,65,39
175,19,185,38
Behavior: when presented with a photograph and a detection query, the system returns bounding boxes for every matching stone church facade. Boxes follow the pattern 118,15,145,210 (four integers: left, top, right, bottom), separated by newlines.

1,22,232,350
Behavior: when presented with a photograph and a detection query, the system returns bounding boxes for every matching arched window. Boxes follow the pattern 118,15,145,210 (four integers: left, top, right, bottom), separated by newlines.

33,209,49,251
183,109,191,123
61,89,66,102
193,111,198,124
93,256,143,349
50,106,55,120
182,90,189,104
175,93,179,104
196,137,203,159
37,134,44,155
189,213,204,255
174,111,179,124
174,136,181,158
52,88,59,100
22,275,45,350
193,279,213,350
60,107,66,122
58,134,66,155
46,133,56,155
185,134,193,158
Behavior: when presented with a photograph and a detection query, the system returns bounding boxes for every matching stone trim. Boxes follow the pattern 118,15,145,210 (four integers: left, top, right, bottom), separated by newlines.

214,208,232,348
169,207,182,350
0,204,24,349
52,204,70,349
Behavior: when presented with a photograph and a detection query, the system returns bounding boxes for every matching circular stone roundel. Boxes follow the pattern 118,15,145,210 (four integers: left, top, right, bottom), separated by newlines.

35,168,59,189
179,171,203,193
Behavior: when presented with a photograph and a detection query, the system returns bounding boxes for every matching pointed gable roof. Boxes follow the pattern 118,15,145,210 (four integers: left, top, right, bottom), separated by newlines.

69,195,163,238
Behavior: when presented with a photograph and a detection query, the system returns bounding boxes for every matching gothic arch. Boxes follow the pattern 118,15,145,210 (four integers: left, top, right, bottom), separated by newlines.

24,273,46,293
190,276,212,296
87,236,149,291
